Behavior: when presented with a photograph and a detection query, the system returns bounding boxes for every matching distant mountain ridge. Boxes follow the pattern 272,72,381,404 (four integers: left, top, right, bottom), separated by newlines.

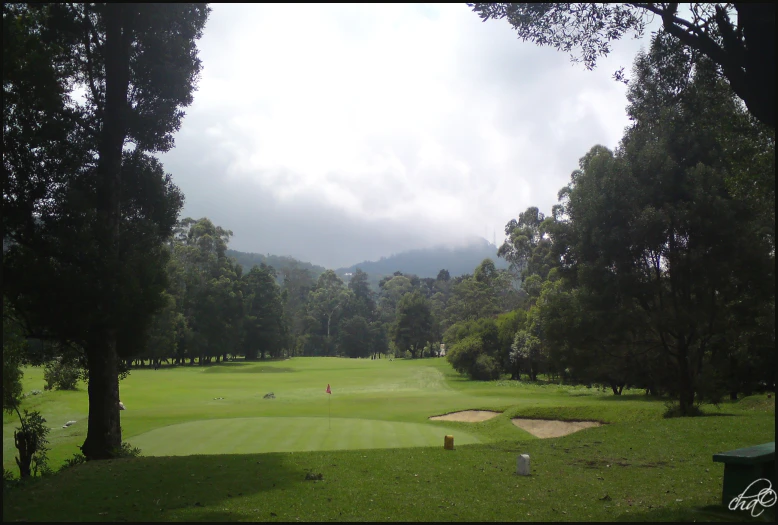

335,237,508,279
226,250,327,283
228,236,508,286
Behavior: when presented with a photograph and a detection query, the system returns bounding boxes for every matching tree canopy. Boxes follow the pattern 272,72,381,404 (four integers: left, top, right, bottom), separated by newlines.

542,34,775,413
3,3,210,459
469,3,775,129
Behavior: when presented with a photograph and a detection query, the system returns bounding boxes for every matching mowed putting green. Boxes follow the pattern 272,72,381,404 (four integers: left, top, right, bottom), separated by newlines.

129,416,481,455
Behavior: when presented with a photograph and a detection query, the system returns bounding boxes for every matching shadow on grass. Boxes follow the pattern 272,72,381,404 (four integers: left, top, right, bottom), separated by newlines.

673,411,739,418
592,393,667,402
2,453,306,522
617,504,775,522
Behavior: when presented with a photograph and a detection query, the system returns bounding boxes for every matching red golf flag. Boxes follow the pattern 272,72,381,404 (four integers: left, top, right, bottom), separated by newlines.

326,384,331,394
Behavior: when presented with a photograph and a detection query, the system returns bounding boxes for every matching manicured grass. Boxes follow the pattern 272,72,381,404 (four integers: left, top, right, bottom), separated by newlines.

129,417,482,455
3,357,775,522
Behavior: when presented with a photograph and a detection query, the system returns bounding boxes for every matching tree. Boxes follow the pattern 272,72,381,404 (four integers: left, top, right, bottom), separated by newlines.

510,329,541,381
495,309,526,376
280,263,316,356
469,3,775,129
392,291,435,358
499,207,560,286
308,270,351,356
3,3,210,459
339,316,372,358
548,35,774,414
446,331,502,380
141,290,183,367
3,302,51,479
171,218,242,364
242,264,286,360
369,321,390,359
347,268,376,320
3,302,26,414
444,273,499,324
377,274,414,327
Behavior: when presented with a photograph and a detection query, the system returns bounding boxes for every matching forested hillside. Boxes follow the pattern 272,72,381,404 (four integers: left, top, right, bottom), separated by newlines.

226,250,326,284
229,237,509,291
336,237,509,281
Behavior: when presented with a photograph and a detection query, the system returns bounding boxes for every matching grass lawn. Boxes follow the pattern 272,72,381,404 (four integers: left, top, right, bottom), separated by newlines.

3,357,775,522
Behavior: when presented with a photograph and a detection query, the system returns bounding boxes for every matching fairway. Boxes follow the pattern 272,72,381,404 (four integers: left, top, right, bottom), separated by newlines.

129,416,481,455
3,357,775,523
4,357,525,471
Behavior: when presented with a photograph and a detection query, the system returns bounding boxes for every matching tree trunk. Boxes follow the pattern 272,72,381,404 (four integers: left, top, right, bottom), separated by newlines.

81,4,131,462
677,352,695,415
14,430,32,478
326,314,332,357
81,338,122,460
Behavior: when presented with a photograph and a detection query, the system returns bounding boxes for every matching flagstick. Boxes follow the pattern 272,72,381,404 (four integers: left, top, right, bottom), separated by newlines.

328,394,331,429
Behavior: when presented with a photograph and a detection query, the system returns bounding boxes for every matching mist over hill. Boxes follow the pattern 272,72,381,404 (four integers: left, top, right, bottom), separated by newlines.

226,250,327,283
336,236,507,279
228,236,507,287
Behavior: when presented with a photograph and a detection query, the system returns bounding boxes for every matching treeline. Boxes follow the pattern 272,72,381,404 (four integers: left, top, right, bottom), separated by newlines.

130,218,526,366
443,34,775,415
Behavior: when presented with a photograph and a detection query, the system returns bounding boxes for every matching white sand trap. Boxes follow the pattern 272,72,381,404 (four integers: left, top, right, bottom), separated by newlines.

429,410,502,422
512,418,602,438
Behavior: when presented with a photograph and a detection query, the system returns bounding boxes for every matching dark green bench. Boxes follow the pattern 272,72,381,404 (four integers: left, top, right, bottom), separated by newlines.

713,442,775,506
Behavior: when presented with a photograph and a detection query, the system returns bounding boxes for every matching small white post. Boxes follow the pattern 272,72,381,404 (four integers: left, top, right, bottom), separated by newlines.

516,454,530,476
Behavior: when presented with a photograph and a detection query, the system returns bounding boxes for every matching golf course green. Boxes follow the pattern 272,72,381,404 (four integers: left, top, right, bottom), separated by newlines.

130,417,482,455
3,357,775,522
3,357,514,468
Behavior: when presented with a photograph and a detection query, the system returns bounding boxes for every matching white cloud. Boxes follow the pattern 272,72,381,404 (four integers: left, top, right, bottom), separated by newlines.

162,3,659,268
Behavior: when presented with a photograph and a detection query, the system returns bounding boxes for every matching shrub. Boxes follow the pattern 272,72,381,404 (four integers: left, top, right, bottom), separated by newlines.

471,354,501,381
60,453,87,471
13,410,50,478
113,442,142,458
3,468,16,484
663,401,704,418
446,335,483,375
447,337,502,381
43,358,81,391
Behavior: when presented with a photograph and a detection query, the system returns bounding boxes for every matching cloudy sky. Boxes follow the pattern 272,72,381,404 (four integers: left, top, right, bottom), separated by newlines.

160,3,659,269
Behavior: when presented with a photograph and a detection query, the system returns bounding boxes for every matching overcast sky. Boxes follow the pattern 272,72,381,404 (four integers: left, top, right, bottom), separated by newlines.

160,3,658,269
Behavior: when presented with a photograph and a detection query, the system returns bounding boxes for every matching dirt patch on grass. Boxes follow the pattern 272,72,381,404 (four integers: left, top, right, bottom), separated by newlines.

511,418,602,438
429,410,502,422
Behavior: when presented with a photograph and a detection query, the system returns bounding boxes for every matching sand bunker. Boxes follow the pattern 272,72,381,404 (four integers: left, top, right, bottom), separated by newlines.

429,410,502,422
511,418,602,438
